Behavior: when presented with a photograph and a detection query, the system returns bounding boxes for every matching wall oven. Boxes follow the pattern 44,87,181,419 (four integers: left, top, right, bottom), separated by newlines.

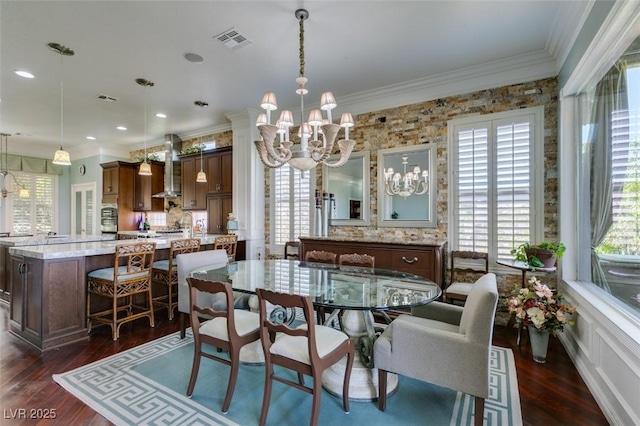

100,204,118,233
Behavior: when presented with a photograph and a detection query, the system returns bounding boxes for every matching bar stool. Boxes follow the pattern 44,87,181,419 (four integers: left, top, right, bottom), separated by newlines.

87,241,156,340
151,238,201,320
214,234,238,262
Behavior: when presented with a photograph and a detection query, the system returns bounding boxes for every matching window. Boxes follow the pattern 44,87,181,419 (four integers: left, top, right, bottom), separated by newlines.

8,172,57,235
449,107,544,264
270,165,314,251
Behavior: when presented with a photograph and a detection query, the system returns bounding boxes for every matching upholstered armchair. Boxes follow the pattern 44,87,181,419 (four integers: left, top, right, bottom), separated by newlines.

373,273,498,426
177,249,250,338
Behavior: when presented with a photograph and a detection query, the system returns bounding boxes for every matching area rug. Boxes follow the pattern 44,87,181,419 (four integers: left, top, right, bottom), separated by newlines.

53,330,522,425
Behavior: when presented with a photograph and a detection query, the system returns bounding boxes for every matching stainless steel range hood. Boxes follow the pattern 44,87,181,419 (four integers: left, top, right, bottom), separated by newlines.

152,134,182,198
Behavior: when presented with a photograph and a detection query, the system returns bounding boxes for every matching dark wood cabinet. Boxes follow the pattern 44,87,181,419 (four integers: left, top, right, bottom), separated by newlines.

0,246,9,302
133,161,165,211
100,161,137,231
9,255,46,345
207,148,232,194
299,237,446,288
207,195,233,234
180,155,208,210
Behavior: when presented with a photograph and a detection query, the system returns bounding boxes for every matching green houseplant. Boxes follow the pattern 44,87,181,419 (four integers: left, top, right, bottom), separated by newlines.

510,241,566,268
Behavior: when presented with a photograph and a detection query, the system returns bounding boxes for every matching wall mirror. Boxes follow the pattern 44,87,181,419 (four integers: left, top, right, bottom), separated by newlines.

377,144,437,228
322,150,370,226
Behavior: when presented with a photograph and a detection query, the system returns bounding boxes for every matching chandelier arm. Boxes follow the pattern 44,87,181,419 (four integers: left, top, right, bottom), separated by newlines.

320,139,356,168
254,140,290,168
259,124,291,163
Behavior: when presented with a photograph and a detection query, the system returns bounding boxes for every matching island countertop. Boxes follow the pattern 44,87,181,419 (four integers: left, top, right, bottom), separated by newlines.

8,235,216,260
0,234,115,247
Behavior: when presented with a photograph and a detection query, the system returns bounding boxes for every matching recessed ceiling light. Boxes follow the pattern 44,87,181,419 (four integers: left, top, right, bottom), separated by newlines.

155,113,167,118
184,52,204,63
116,126,127,131
86,136,96,140
14,70,35,79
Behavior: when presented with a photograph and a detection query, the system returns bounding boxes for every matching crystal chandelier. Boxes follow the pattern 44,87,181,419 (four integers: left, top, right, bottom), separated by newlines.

254,8,355,171
0,134,29,198
49,43,74,166
384,155,429,198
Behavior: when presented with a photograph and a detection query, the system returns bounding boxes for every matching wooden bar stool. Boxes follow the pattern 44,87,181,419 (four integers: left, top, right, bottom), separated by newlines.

214,235,238,262
151,238,201,320
87,241,156,340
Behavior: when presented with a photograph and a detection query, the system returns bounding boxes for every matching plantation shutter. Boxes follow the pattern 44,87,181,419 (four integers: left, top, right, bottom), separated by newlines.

11,172,56,235
272,165,312,247
451,109,539,264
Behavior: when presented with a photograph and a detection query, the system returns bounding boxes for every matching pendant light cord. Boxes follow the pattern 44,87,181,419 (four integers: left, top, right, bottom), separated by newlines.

59,52,64,149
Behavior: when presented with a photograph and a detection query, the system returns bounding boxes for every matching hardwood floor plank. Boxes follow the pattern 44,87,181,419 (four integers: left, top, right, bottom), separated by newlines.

0,303,608,425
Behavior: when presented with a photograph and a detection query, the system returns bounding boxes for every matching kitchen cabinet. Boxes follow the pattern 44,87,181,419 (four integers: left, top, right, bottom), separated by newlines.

207,195,233,234
180,155,208,210
9,254,46,346
100,161,137,231
0,246,9,302
133,160,165,211
206,147,232,194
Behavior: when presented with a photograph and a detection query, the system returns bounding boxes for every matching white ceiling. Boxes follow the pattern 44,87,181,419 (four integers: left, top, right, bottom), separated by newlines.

0,1,590,159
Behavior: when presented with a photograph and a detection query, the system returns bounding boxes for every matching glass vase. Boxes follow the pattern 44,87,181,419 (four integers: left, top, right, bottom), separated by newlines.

528,326,550,363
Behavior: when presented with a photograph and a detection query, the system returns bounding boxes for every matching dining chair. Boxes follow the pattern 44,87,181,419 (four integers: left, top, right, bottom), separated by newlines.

373,273,498,426
284,240,301,260
256,288,354,426
443,251,489,304
186,277,260,413
151,238,201,320
177,249,228,339
214,234,238,262
304,250,338,324
338,253,375,268
304,250,337,264
86,241,156,340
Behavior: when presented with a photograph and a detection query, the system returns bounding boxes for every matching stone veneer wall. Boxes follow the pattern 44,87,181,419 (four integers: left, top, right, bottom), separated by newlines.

264,76,559,294
129,130,234,227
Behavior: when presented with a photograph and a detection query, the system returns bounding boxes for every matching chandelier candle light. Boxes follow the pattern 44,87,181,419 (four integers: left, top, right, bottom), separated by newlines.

254,8,355,171
49,43,74,166
384,155,429,198
136,78,155,176
194,101,208,183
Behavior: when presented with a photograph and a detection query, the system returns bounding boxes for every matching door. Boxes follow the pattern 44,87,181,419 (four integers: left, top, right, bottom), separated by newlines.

72,182,98,236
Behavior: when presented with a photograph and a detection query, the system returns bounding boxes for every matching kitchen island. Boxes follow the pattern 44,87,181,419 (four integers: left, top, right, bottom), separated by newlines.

6,235,227,350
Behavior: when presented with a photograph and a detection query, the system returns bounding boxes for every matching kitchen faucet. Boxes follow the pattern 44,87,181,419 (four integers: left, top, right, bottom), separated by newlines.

181,212,194,237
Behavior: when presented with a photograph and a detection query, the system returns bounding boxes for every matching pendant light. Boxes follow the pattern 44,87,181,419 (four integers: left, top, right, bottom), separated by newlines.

194,101,208,183
136,78,154,176
49,43,74,166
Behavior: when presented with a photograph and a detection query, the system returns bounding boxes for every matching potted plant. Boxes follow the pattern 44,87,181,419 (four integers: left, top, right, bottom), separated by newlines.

510,241,566,268
507,276,576,363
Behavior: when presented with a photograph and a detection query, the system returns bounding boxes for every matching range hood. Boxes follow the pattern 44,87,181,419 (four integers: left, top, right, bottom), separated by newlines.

152,134,182,198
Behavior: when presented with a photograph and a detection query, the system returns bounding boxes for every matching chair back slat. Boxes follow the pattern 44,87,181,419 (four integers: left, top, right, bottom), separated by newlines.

214,235,238,262
304,250,337,264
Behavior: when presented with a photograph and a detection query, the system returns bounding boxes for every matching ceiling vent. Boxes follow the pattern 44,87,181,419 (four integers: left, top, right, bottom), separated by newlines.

97,94,118,102
214,27,252,51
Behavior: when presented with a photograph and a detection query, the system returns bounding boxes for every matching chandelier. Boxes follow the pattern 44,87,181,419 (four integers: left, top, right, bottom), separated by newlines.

49,43,74,166
254,8,355,171
0,134,29,198
384,155,429,198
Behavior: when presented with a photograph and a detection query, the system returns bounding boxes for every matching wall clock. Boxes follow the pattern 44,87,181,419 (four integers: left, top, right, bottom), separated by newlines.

79,165,86,175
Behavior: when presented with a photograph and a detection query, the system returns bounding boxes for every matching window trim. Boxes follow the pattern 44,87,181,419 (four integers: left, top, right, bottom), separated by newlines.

4,171,59,235
447,106,545,266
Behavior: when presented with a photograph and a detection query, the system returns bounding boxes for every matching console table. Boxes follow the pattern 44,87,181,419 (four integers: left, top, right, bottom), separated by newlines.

299,237,446,288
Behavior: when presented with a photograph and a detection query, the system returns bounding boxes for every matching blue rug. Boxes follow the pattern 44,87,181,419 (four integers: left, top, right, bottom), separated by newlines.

53,330,522,425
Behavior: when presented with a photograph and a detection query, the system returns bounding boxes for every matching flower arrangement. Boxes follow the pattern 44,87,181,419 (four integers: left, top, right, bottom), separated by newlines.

507,276,576,334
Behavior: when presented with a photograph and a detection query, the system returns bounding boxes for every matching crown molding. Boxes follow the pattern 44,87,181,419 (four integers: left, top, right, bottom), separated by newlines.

546,0,595,73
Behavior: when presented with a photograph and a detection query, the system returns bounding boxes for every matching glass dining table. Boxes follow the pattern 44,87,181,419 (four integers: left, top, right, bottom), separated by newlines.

190,258,441,400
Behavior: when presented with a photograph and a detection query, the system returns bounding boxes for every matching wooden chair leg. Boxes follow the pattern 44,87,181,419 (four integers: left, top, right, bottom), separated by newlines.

259,366,273,426
179,313,187,339
186,340,202,396
310,377,322,426
342,344,353,413
474,396,485,426
378,369,387,411
222,349,241,413
148,287,155,327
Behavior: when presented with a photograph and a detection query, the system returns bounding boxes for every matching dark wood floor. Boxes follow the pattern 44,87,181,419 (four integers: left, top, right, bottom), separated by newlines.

0,303,609,426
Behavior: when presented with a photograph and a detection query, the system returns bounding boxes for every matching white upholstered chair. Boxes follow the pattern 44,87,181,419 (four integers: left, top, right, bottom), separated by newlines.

373,273,498,426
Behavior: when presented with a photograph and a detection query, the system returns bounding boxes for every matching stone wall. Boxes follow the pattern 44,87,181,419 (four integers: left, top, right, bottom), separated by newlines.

264,76,559,294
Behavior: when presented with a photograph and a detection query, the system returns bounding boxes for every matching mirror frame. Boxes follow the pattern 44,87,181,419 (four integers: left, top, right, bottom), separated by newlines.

322,150,371,226
377,144,438,228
